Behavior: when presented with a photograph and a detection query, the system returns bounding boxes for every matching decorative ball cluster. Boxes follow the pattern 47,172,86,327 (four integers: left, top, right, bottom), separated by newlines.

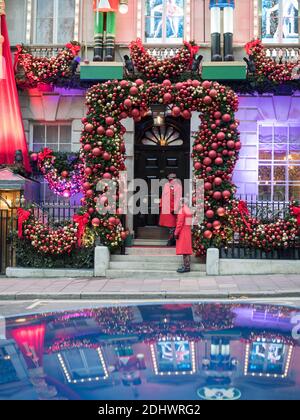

80,78,240,254
15,41,81,88
245,39,300,84
224,199,299,252
129,38,199,80
23,211,78,255
36,148,84,198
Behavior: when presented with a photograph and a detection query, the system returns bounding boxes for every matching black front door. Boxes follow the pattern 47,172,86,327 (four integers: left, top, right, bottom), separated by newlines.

134,117,190,233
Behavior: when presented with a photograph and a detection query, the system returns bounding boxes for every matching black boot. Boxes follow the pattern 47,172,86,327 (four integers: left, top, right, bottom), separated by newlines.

224,33,234,61
211,33,222,62
93,35,103,62
104,35,115,61
177,266,191,274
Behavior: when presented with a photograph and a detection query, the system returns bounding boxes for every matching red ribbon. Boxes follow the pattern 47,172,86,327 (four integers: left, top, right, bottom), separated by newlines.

17,208,31,239
238,200,251,231
184,42,200,68
38,147,53,163
73,213,90,246
292,206,300,226
66,43,81,57
245,39,261,55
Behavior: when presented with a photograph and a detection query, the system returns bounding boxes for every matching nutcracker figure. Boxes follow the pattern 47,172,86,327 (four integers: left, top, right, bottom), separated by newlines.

210,0,235,62
93,0,128,62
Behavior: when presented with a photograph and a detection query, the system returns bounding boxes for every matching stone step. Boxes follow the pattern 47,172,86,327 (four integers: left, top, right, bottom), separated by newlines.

126,247,177,256
109,261,205,272
133,239,169,246
105,269,206,280
111,255,203,264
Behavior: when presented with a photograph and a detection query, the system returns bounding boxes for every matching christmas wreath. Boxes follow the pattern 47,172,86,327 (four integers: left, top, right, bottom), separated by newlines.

129,38,199,80
35,148,84,198
17,208,78,256
14,41,81,89
245,39,300,84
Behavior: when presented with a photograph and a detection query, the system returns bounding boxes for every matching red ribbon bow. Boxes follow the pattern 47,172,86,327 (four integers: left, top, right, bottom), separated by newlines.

38,147,53,163
73,213,90,246
184,42,200,68
66,43,81,57
245,39,261,55
133,38,146,53
17,208,31,239
238,200,251,231
292,206,300,226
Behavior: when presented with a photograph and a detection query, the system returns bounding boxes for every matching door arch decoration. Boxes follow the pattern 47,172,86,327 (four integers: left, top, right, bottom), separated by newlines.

80,79,240,255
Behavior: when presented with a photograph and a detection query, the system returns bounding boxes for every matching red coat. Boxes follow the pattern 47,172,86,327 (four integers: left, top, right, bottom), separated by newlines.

175,205,193,256
159,180,182,228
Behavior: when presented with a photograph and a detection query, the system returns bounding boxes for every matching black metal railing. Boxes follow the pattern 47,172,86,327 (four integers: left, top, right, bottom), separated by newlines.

220,195,300,260
28,200,81,224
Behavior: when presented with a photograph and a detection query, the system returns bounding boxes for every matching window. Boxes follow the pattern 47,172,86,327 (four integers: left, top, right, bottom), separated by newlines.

31,124,72,152
33,0,76,44
258,123,300,201
5,0,27,45
144,0,185,44
261,0,299,44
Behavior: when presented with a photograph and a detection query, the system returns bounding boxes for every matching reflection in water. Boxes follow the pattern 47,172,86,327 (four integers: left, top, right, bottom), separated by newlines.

0,303,300,400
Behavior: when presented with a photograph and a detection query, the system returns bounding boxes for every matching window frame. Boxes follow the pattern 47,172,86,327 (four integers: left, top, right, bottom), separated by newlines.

260,0,300,45
31,0,79,45
142,0,188,45
257,122,300,202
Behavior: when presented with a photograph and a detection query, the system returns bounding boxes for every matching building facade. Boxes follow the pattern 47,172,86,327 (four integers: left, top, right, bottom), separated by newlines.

6,0,300,211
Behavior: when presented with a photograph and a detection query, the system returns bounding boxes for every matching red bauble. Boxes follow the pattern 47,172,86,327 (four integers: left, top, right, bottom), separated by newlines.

92,218,100,227
135,79,144,86
213,220,221,230
213,177,223,186
124,99,132,109
203,157,212,166
215,157,223,166
204,182,212,191
162,79,172,86
83,144,92,152
208,150,217,159
217,207,226,217
214,111,222,120
203,230,213,239
227,140,235,149
195,144,204,153
217,132,225,141
163,93,172,104
86,189,94,198
172,106,181,117
108,217,117,225
222,190,231,199
131,109,140,119
103,172,112,179
83,182,91,191
85,123,94,133
85,167,93,176
103,152,111,161
106,129,114,138
235,141,242,150
203,96,213,105
222,114,231,123
194,162,202,170
206,210,214,219
213,191,222,200
202,81,212,89
209,89,218,98
129,86,139,95
106,117,114,126
92,148,102,157
182,110,191,119
61,171,69,178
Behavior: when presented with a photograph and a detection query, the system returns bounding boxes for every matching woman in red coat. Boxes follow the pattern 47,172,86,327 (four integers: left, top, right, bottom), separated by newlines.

175,198,193,273
159,173,182,246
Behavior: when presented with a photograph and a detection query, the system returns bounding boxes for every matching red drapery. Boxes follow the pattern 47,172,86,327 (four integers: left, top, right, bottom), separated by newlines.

11,325,46,368
0,14,31,172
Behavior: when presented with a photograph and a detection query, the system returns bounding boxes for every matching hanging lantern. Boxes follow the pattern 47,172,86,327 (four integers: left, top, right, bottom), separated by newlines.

151,104,166,127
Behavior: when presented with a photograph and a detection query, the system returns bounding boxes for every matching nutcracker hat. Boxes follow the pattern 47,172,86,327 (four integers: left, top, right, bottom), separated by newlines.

94,0,119,12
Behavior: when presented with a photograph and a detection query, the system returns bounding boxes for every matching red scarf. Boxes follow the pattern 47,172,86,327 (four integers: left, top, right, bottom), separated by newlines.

73,213,90,246
17,208,31,238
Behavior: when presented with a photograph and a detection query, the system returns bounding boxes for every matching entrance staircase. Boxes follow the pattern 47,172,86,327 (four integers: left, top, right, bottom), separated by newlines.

106,239,206,279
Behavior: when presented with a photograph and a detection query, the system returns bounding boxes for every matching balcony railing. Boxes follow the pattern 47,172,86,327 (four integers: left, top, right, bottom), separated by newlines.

264,45,300,63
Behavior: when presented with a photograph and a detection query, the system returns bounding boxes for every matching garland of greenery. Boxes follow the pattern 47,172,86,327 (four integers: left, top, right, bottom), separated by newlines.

14,41,81,89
